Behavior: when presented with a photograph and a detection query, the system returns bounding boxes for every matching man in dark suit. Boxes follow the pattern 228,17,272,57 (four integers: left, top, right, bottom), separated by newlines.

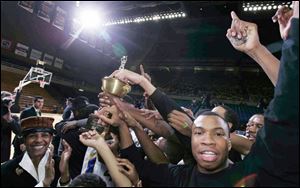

20,96,44,120
1,116,72,187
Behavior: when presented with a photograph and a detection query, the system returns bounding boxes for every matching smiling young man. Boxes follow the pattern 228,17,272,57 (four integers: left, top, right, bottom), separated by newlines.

119,111,245,186
191,112,231,174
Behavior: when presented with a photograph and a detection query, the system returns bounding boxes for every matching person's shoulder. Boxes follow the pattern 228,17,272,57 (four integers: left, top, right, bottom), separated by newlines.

21,106,33,113
1,156,23,173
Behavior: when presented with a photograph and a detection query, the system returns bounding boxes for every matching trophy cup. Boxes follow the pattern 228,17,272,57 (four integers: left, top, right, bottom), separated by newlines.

101,56,131,98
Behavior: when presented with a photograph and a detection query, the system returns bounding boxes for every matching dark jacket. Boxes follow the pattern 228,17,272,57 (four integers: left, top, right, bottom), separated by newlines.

61,103,99,179
1,115,20,162
20,106,41,120
1,154,61,187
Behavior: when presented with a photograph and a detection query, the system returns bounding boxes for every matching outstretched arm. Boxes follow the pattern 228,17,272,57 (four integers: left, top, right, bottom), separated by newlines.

230,133,253,155
241,2,299,185
99,92,173,138
79,130,132,187
227,11,280,86
121,111,169,164
111,70,192,149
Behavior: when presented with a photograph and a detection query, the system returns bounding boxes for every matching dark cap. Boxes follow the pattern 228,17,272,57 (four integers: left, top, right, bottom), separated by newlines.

21,116,56,136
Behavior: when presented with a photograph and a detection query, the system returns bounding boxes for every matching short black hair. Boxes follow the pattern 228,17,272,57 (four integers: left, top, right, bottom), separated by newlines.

196,111,230,136
194,109,211,118
34,96,44,102
218,105,240,133
71,96,89,110
69,173,106,187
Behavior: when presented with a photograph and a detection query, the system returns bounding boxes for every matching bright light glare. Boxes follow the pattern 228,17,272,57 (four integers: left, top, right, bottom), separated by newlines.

79,10,101,29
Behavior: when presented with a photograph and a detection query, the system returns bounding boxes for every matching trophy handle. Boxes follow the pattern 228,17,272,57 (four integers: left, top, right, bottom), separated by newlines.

119,56,127,70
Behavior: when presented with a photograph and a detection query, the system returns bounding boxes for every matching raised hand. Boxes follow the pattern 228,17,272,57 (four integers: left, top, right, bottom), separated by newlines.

181,107,194,119
140,64,152,99
272,1,298,40
59,140,72,173
167,110,193,136
140,109,163,120
117,158,140,186
43,151,55,187
226,11,261,53
79,130,105,148
59,139,72,184
98,105,125,127
110,69,144,85
140,64,151,83
98,92,115,108
121,111,143,130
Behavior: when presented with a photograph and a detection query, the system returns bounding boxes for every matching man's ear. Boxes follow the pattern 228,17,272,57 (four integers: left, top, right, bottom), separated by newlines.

227,139,232,152
228,122,233,129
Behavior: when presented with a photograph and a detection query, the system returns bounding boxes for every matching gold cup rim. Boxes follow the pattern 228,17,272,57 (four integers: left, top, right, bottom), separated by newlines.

101,77,131,97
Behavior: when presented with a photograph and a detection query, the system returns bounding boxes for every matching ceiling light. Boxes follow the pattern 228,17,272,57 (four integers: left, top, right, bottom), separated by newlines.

79,10,102,29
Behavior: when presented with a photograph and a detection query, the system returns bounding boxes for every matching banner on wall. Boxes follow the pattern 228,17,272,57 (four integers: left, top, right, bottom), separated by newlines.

37,1,55,23
14,43,29,57
18,1,35,13
43,53,54,65
29,49,42,61
52,6,67,30
1,38,13,50
54,57,63,69
70,19,82,38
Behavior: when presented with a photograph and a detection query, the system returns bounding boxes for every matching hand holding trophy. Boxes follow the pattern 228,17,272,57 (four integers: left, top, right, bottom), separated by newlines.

101,56,131,98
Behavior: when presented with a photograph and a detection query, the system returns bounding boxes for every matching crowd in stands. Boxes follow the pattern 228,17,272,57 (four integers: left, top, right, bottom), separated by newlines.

149,70,273,104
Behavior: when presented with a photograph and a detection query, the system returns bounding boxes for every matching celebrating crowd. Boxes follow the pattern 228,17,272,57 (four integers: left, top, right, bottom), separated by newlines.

1,2,299,187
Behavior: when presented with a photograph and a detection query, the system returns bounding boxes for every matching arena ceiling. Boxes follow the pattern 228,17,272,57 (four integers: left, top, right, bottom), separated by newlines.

1,1,286,84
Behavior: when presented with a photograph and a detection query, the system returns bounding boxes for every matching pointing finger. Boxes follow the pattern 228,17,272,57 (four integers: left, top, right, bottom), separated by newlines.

231,11,240,21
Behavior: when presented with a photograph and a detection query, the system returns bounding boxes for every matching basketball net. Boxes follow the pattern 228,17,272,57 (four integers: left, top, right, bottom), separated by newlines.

39,81,46,88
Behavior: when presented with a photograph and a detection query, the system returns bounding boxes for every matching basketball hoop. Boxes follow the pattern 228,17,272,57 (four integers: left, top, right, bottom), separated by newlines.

39,81,46,88
16,63,52,91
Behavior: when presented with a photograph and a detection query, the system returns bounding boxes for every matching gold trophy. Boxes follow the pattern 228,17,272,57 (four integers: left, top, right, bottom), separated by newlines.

101,56,131,98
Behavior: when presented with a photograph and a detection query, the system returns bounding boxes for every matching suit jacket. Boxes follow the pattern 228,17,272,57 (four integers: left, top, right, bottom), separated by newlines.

1,154,61,187
20,106,41,120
